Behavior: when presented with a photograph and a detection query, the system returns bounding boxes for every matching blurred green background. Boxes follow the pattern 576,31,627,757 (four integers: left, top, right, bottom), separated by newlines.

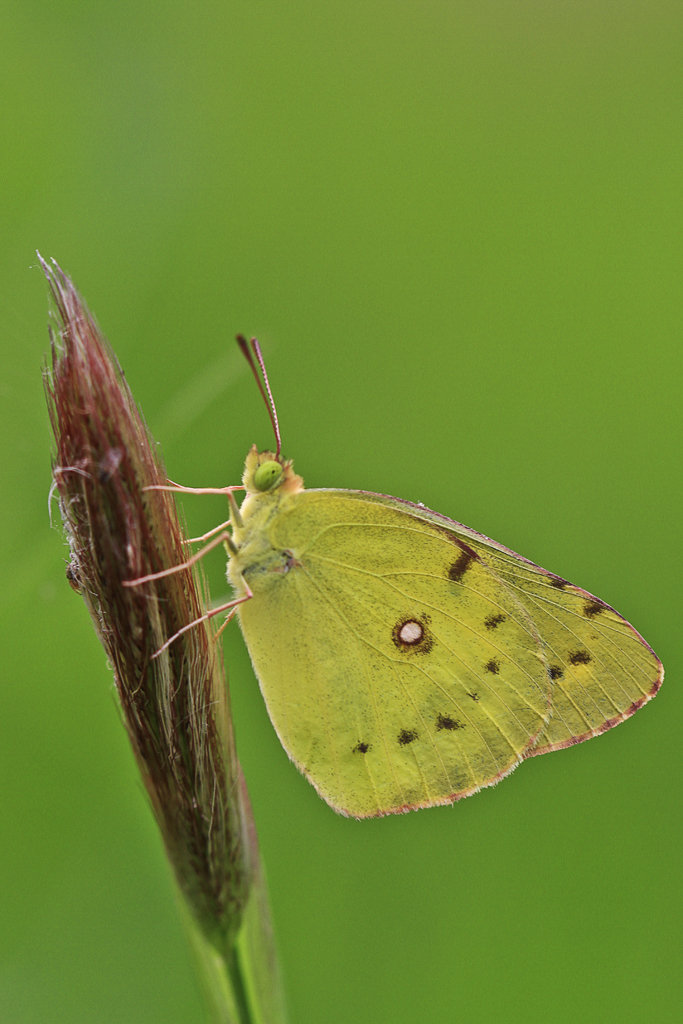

2,2,680,1021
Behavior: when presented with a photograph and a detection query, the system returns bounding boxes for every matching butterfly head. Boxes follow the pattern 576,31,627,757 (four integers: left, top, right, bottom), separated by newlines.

242,445,304,497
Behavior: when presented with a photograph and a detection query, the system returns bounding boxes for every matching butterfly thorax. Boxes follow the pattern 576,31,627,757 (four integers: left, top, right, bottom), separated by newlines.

227,446,304,597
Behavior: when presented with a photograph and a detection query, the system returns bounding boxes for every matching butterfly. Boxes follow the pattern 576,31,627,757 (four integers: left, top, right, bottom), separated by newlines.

139,337,663,819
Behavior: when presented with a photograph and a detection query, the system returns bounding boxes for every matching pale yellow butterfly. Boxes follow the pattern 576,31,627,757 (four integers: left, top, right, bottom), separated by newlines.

137,337,663,819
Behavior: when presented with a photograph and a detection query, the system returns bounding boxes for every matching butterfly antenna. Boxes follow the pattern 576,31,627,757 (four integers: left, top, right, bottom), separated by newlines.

236,334,282,457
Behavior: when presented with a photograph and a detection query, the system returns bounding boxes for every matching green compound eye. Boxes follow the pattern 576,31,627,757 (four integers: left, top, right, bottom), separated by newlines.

253,460,283,492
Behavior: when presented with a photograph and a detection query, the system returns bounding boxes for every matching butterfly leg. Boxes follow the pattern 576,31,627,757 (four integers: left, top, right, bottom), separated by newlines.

122,529,235,586
144,480,245,497
151,585,253,659
185,518,233,544
145,480,246,531
213,607,238,642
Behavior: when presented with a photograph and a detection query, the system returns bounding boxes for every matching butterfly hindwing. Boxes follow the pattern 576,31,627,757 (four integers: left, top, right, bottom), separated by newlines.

237,491,555,817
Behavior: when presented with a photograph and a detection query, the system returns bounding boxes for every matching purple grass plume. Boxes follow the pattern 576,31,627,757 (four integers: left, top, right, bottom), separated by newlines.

41,255,286,1024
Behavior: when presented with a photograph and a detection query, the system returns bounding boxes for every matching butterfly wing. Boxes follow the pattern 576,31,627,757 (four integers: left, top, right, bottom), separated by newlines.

484,550,662,757
354,490,663,758
235,487,662,817
235,490,566,817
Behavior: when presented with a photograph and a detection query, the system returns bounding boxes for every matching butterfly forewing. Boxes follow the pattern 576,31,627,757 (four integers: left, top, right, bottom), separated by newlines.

353,490,663,756
482,553,662,754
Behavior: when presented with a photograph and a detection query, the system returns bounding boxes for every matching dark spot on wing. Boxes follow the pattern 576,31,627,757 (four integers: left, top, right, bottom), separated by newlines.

391,615,433,654
448,550,475,582
485,659,500,674
583,600,605,618
398,729,418,745
569,649,591,665
549,664,564,680
436,714,465,731
466,691,479,701
353,741,371,754
280,550,302,574
455,538,479,557
438,531,479,556
550,576,568,589
484,613,506,630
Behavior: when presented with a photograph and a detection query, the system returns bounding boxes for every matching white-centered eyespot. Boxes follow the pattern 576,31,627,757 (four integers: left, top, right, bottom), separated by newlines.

392,615,433,654
398,620,423,644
